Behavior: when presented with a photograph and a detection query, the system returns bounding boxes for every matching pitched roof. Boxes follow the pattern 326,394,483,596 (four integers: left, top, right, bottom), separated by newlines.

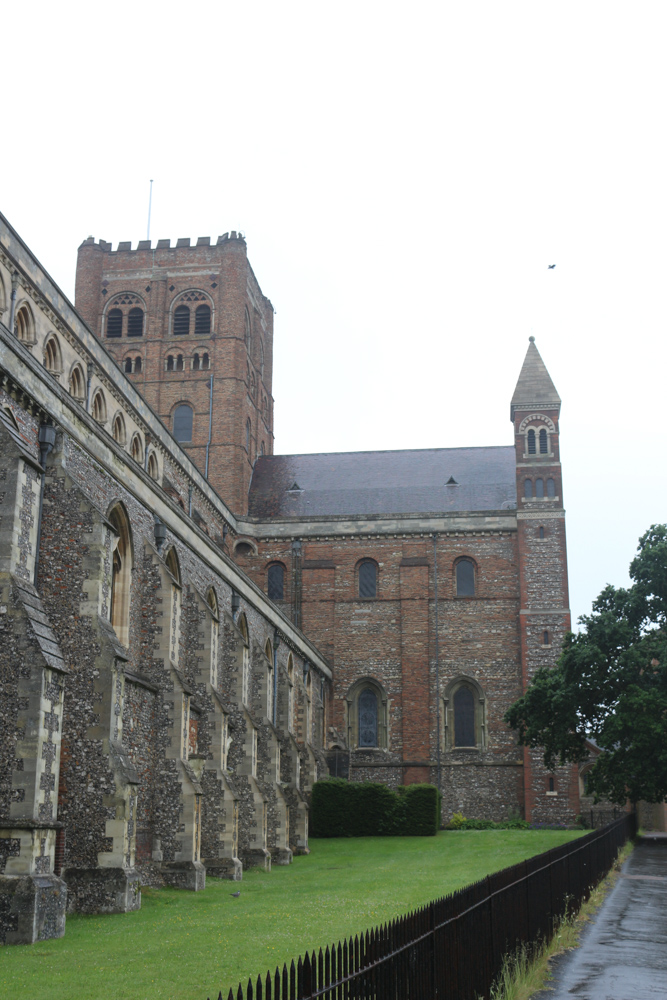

510,338,561,419
247,446,517,519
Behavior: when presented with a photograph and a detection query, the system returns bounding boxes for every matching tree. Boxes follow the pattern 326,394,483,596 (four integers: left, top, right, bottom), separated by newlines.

505,525,667,805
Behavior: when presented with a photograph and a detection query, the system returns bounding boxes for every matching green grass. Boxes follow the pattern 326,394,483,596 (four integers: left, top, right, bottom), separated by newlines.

0,830,584,1000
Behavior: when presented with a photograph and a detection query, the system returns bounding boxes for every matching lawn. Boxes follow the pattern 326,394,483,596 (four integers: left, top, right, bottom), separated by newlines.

0,830,583,1000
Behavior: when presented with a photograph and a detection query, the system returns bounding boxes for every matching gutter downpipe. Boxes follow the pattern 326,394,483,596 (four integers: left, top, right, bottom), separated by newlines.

433,533,442,800
205,374,213,478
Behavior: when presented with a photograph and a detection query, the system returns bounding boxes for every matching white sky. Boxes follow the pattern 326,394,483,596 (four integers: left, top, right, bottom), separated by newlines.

3,1,666,626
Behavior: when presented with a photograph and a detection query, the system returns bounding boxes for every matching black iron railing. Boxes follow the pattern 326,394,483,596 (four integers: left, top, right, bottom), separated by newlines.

210,812,635,1000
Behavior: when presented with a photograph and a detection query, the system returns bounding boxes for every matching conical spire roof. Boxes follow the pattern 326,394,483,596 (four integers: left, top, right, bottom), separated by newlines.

510,337,561,420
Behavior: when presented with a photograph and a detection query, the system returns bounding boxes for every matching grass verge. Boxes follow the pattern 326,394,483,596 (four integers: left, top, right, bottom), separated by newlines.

489,838,634,1000
0,829,583,1000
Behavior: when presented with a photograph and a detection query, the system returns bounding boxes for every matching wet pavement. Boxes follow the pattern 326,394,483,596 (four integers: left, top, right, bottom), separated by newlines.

533,835,667,1000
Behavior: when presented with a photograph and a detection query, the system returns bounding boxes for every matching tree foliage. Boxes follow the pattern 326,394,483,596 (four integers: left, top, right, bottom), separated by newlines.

505,525,667,804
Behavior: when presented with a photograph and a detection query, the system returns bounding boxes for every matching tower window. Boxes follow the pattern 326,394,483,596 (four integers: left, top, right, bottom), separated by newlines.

358,560,377,599
535,478,544,499
195,304,211,335
455,558,475,597
173,404,193,442
539,526,545,539
106,309,123,338
127,307,144,337
192,353,200,371
548,776,555,792
267,563,285,601
166,355,174,371
134,356,142,373
527,429,536,454
125,358,133,373
543,631,550,645
176,354,184,372
201,352,209,370
524,479,533,499
547,478,556,498
358,688,378,747
453,686,476,747
174,305,190,336
539,428,548,454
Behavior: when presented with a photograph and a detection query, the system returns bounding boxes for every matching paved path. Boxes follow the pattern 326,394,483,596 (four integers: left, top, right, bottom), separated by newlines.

534,835,667,1000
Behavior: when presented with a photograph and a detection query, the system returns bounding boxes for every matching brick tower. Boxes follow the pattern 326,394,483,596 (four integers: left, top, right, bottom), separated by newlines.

75,234,274,514
511,337,579,822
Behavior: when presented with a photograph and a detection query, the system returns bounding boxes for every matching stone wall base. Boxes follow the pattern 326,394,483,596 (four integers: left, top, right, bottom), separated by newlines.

63,867,141,914
160,860,206,891
203,857,243,881
241,848,271,870
270,847,293,866
0,874,67,945
293,844,310,856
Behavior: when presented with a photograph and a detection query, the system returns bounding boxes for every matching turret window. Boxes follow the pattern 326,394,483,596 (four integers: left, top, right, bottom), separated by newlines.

539,428,548,454
535,478,544,499
524,479,533,499
527,429,536,454
547,478,556,498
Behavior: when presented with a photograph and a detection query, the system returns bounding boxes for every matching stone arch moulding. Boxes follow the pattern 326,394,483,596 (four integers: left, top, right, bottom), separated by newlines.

345,676,389,750
234,538,258,558
518,413,556,434
442,675,487,750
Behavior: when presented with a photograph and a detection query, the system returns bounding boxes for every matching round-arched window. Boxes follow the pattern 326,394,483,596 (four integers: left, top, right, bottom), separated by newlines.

358,688,378,747
455,559,475,597
358,561,377,598
173,404,193,442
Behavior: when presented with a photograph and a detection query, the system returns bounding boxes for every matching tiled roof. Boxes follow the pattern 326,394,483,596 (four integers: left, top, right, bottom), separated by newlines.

248,447,517,519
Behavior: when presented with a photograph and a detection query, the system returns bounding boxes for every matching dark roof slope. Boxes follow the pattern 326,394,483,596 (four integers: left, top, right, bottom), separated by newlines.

248,447,517,519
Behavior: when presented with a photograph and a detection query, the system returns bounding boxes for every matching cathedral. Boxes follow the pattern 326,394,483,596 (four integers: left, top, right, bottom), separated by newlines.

0,213,577,944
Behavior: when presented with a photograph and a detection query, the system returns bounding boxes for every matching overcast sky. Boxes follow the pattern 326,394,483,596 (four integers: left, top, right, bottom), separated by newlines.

3,1,666,626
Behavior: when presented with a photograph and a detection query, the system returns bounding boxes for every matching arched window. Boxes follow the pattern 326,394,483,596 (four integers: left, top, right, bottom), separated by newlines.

108,503,133,647
245,418,251,452
130,433,143,464
527,429,536,455
134,356,142,373
44,336,62,374
127,307,144,337
91,389,107,424
173,304,190,336
358,560,377,599
244,307,251,348
547,478,556,498
453,687,475,747
265,640,274,721
165,546,181,584
175,354,184,372
543,630,550,646
455,558,475,597
192,353,200,371
69,365,85,401
124,358,133,373
173,404,193,442
287,654,295,730
260,440,265,456
267,563,285,600
347,679,388,749
539,428,548,454
201,352,209,370
166,355,174,371
358,688,378,747
524,479,533,499
444,677,486,749
535,478,544,499
15,304,35,344
239,613,250,705
147,452,159,480
106,308,123,338
195,304,211,335
112,413,126,445
539,526,545,539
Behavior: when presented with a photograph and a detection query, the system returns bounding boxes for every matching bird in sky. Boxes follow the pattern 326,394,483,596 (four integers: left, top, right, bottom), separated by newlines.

548,264,556,269
230,890,241,898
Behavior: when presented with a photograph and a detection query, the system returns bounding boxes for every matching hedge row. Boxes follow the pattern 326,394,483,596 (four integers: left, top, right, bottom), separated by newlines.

310,779,440,837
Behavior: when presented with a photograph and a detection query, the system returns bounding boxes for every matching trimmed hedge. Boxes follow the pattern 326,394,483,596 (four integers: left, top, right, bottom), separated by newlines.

310,779,439,837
